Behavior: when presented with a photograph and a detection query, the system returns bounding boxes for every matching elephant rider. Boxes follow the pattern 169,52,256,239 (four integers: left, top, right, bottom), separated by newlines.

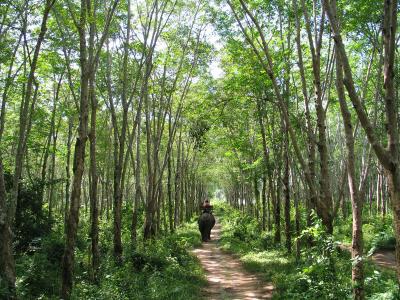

201,199,213,214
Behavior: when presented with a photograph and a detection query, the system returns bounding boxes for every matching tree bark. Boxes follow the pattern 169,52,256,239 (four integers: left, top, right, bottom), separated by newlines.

174,131,182,229
336,35,364,299
284,135,291,252
88,3,99,280
300,0,333,233
262,175,267,231
64,117,73,228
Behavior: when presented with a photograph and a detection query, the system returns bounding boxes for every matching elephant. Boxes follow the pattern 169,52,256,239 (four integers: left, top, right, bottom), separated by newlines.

198,212,215,242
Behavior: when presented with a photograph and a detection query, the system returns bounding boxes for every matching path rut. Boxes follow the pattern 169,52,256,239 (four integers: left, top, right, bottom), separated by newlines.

192,220,274,300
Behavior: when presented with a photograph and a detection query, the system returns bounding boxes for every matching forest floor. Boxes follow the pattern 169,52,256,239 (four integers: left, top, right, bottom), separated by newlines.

192,220,274,300
340,244,396,270
372,250,396,269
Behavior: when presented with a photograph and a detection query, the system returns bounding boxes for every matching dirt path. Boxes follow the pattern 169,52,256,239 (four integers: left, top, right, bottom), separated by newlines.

192,220,274,300
339,244,396,270
371,250,396,270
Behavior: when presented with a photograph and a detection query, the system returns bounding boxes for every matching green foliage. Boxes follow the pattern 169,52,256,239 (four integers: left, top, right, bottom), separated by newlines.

189,119,210,150
15,216,205,299
364,265,399,300
364,216,396,253
2,172,53,253
70,222,205,300
335,214,396,253
16,225,64,299
370,232,396,253
217,203,399,300
214,201,264,254
289,216,350,299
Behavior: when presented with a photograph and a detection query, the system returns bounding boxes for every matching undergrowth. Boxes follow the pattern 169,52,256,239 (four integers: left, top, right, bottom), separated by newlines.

15,214,206,300
213,201,399,300
334,213,395,253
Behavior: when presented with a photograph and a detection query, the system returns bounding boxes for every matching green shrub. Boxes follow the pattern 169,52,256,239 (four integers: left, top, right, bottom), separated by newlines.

16,229,64,299
69,221,205,300
370,232,396,252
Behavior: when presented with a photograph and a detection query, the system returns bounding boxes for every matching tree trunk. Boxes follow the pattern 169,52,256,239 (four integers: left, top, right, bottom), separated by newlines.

293,173,301,262
0,160,15,298
48,114,60,220
174,132,182,229
88,8,100,279
167,141,174,233
284,137,291,253
64,117,73,228
273,172,281,243
323,0,398,283
61,1,90,295
48,75,63,219
300,0,333,233
61,0,119,296
262,175,267,231
336,37,364,299
131,112,142,247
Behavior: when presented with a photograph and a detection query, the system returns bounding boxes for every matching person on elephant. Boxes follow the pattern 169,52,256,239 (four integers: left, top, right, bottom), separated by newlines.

198,199,215,242
201,199,213,214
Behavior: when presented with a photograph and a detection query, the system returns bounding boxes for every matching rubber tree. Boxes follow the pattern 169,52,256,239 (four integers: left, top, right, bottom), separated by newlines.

323,0,400,284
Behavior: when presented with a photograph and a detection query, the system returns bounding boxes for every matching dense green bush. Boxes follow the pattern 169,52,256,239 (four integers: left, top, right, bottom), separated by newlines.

16,227,64,298
3,172,53,253
365,216,396,253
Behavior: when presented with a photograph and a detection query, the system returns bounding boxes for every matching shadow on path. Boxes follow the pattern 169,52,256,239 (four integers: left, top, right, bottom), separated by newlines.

192,220,274,300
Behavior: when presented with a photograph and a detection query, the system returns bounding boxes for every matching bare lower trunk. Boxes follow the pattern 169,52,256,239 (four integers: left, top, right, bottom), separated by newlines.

284,137,291,253
262,175,267,231
254,176,260,222
294,177,301,262
89,72,99,281
131,119,141,247
389,172,400,283
174,132,182,229
61,131,87,299
273,174,281,243
49,114,61,220
167,150,173,233
0,160,15,298
64,118,73,228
